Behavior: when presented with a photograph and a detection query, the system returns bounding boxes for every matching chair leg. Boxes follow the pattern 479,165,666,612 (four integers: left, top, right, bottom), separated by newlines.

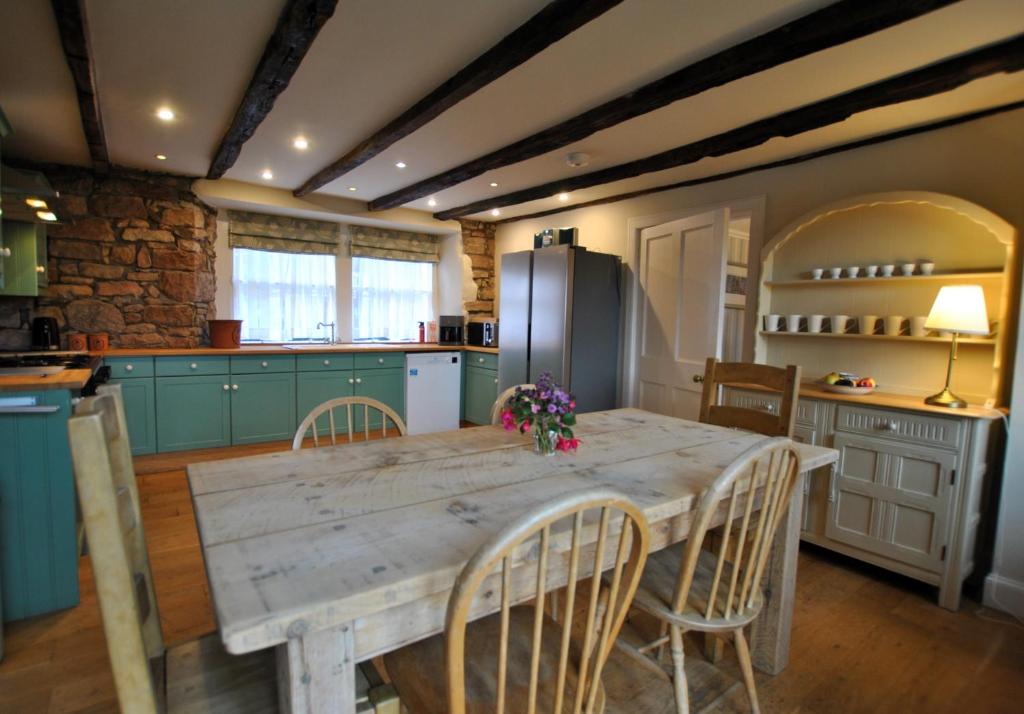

733,627,761,714
669,625,689,714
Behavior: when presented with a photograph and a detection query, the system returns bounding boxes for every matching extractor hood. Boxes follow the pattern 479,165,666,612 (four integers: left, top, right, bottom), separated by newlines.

1,164,65,224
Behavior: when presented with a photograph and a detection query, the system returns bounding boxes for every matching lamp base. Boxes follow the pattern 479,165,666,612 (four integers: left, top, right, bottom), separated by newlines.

924,388,967,409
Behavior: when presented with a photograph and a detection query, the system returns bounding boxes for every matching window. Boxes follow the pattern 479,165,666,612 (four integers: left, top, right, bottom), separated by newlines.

232,248,336,342
352,257,434,342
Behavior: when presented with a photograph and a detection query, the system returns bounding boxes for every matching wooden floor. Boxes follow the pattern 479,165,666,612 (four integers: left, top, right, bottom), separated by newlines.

1,439,1022,713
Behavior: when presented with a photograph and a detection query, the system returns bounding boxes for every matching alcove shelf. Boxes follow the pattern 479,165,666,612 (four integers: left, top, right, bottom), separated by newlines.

758,331,996,346
764,270,1003,288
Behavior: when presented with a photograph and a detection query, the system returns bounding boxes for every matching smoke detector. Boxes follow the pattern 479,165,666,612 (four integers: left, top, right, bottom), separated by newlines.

566,152,590,168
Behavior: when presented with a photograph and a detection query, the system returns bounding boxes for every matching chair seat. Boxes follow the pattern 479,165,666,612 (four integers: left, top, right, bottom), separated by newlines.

384,605,605,714
165,633,277,713
631,545,763,633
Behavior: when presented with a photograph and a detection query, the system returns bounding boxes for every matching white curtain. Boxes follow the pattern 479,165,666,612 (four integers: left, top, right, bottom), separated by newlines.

233,248,336,342
352,257,434,342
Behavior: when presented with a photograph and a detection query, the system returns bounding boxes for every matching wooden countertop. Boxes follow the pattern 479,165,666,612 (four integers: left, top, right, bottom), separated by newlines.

0,368,93,393
728,381,1003,420
98,343,500,357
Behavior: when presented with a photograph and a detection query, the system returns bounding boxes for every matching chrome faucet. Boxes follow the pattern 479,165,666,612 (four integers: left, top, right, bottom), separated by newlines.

317,321,336,344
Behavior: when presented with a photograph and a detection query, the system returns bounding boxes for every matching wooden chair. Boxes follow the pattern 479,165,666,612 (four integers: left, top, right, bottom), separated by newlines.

293,395,407,449
68,383,277,713
698,358,801,437
620,437,801,713
384,488,650,713
490,383,536,425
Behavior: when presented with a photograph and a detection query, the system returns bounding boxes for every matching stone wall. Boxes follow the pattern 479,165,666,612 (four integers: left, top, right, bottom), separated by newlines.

0,165,216,349
458,219,495,316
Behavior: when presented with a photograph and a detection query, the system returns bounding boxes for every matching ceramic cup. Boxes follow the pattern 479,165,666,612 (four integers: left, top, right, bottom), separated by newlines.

829,267,842,279
764,314,783,332
847,266,861,278
866,265,879,278
830,315,850,334
786,314,803,333
910,316,928,337
811,268,823,280
807,315,825,333
919,261,935,275
881,264,895,277
884,315,905,336
900,263,916,276
68,333,88,351
858,315,878,335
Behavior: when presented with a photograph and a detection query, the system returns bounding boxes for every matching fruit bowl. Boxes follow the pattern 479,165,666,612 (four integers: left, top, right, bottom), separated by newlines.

820,371,876,395
819,381,876,396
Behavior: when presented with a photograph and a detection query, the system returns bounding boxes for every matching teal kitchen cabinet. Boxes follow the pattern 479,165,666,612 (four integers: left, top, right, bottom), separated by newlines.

155,374,232,452
230,372,296,445
105,357,156,456
353,367,405,429
465,364,499,426
0,390,79,620
296,369,354,436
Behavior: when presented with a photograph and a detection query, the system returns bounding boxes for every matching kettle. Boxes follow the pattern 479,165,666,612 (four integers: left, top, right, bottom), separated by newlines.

31,317,60,350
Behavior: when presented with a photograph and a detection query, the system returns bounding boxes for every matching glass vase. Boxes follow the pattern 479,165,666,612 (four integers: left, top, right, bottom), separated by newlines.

532,427,558,456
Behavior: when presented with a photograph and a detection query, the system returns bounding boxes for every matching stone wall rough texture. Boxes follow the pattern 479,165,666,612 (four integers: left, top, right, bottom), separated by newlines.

0,165,216,349
457,219,496,316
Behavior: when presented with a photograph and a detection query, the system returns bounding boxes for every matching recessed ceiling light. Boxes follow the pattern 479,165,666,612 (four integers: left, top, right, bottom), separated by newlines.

558,193,569,202
395,161,407,169
427,197,437,207
293,136,309,150
36,211,57,222
261,169,274,180
490,208,501,217
566,152,590,168
155,154,167,161
489,182,499,187
348,186,358,192
25,198,47,209
156,106,175,122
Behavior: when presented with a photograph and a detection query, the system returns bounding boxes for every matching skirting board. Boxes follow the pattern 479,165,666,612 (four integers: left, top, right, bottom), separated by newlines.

983,573,1024,620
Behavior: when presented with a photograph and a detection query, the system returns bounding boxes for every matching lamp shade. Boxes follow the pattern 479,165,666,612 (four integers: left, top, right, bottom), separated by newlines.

924,285,989,335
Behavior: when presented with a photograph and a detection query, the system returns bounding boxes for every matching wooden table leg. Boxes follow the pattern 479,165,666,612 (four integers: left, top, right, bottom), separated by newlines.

750,472,803,675
277,621,357,714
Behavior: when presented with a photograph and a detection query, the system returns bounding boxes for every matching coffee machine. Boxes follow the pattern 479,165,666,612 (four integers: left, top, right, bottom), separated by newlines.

438,315,464,346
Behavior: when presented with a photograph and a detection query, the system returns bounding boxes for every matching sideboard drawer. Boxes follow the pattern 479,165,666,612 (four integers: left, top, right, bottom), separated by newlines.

353,352,406,371
723,388,818,425
467,352,499,371
834,404,962,449
230,355,296,374
155,356,229,377
105,356,154,379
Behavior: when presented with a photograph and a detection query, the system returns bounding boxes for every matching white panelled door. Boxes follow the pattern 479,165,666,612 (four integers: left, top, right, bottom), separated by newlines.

636,209,729,420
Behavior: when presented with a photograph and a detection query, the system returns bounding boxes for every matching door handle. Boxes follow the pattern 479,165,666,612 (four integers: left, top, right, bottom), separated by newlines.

692,375,704,383
827,464,838,502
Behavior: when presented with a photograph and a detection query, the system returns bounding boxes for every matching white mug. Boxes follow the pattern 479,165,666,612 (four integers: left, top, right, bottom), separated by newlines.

829,267,842,279
811,268,823,280
881,264,895,277
847,266,861,278
884,316,904,336
919,261,935,275
865,265,879,278
900,263,916,276
786,314,803,333
807,315,825,333
909,316,928,337
859,315,878,335
764,314,782,332
830,315,850,334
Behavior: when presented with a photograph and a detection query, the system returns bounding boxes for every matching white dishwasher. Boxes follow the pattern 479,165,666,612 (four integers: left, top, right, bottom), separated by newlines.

405,351,462,435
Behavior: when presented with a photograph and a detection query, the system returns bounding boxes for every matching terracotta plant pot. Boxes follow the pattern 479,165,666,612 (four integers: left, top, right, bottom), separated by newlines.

209,319,242,349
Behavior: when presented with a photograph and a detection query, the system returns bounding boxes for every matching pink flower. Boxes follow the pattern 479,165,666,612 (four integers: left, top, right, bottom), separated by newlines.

520,418,532,434
569,400,576,410
556,436,580,452
501,409,516,431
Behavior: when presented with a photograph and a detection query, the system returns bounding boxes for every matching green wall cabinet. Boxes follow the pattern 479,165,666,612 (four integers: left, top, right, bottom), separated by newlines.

155,375,232,452
0,390,79,621
465,364,499,426
0,220,46,297
296,370,354,436
230,372,296,445
110,378,157,455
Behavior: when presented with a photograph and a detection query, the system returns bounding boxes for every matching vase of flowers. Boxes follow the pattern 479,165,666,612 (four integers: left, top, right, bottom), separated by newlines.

500,371,580,456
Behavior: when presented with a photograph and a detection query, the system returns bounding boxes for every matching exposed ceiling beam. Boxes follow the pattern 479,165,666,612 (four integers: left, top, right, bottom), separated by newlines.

293,0,625,197
369,0,961,211
436,34,1024,220
51,0,108,171
493,100,1024,225
206,0,338,180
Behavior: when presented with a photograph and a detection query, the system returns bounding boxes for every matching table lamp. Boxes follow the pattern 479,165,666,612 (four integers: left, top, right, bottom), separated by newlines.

923,285,989,408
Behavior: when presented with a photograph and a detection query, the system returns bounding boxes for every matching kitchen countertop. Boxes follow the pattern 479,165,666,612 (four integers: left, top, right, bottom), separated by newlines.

97,343,500,357
0,369,94,393
728,381,1003,420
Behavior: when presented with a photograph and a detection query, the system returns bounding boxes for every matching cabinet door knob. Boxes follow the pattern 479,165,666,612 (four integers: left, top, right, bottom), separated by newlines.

323,359,331,366
355,377,362,384
478,357,485,363
378,357,384,364
36,265,46,274
231,384,239,391
692,374,704,383
0,247,10,257
125,364,134,372
348,378,354,384
766,403,777,414
879,420,897,432
261,361,268,368
223,384,229,391
190,362,198,370
494,378,498,384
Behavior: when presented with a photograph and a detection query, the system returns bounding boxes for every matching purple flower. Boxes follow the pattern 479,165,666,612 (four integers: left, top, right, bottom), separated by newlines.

531,403,541,414
547,403,558,414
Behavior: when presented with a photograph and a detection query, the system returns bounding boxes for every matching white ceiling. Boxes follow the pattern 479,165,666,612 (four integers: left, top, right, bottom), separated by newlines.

0,0,1021,223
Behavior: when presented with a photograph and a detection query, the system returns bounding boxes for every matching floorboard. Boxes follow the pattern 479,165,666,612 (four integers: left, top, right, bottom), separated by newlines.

1,441,1021,713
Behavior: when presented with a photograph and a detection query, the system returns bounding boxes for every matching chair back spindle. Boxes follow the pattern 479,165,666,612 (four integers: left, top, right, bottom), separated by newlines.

445,489,649,714
698,358,801,437
293,396,407,449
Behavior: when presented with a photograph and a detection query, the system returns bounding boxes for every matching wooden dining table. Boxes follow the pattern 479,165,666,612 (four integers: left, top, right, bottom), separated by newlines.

188,408,838,713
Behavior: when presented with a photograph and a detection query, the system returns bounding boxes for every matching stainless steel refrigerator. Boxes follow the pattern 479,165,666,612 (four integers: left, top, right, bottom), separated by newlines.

498,245,621,412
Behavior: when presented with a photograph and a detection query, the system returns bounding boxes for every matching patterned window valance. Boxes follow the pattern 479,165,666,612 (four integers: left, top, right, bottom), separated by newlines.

228,210,341,255
349,225,441,263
